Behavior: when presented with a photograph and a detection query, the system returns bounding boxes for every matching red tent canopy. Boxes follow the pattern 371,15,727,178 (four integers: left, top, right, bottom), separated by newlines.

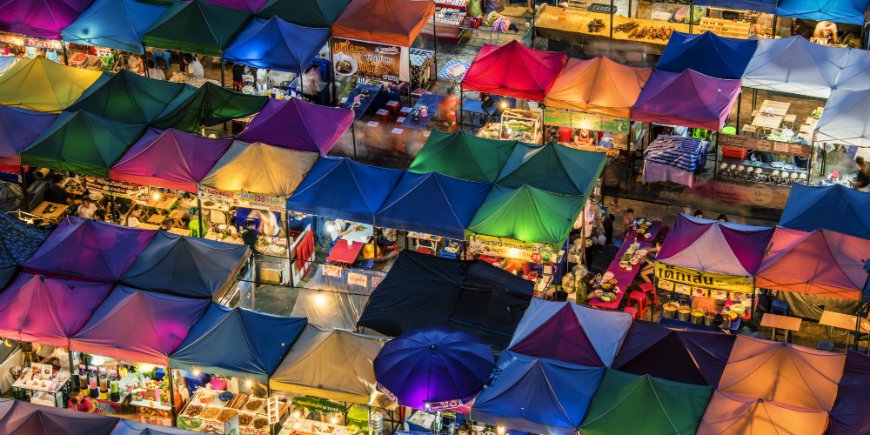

461,41,566,102
331,0,434,47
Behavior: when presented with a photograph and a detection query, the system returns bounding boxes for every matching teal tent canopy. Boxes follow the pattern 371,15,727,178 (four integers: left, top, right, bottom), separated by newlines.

257,0,350,27
153,82,268,132
409,131,518,183
496,143,606,196
68,70,192,124
143,0,251,58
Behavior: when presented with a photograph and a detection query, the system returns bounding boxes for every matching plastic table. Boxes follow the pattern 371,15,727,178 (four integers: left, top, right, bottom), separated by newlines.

326,239,364,266
588,222,662,310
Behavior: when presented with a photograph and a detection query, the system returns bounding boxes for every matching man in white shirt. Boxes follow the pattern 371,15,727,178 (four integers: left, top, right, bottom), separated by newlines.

187,55,204,78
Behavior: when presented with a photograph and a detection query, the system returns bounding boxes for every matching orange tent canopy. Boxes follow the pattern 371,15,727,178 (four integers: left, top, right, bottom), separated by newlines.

697,391,830,435
545,57,652,118
756,227,870,301
331,0,434,47
718,335,845,412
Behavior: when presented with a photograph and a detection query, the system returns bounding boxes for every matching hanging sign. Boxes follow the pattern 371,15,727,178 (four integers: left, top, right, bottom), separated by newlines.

198,185,285,212
543,108,630,133
331,38,406,83
83,176,148,199
654,263,753,293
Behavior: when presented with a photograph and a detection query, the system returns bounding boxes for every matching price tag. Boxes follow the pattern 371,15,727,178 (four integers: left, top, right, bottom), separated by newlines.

267,396,280,425
772,141,790,153
347,272,367,287
322,264,342,277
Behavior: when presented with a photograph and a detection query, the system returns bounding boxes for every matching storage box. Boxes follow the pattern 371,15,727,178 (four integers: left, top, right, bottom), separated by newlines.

721,146,747,159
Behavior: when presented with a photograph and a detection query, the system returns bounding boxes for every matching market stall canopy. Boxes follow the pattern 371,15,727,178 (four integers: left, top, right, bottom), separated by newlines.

109,128,234,193
718,335,846,411
290,287,367,330
22,217,156,283
0,0,93,39
631,69,740,132
496,142,606,197
200,141,318,197
0,105,57,169
331,0,434,47
237,98,353,155
153,82,268,132
409,131,517,183
374,172,490,240
224,17,331,73
20,110,145,178
204,0,268,11
544,56,651,118
657,214,773,277
0,56,15,75
0,57,103,112
657,32,757,80
257,0,350,27
741,36,850,99
461,41,566,102
468,185,585,246
815,88,870,147
67,70,192,124
779,184,870,240
697,391,830,435
270,325,386,404
62,0,167,54
110,419,201,435
830,49,870,92
472,352,604,435
507,299,631,367
775,0,870,25
121,231,249,299
70,286,210,366
829,351,870,435
142,0,251,58
612,320,735,386
358,251,533,348
692,0,777,13
580,370,713,435
0,212,52,288
287,157,402,224
170,304,306,380
0,398,118,435
0,273,112,348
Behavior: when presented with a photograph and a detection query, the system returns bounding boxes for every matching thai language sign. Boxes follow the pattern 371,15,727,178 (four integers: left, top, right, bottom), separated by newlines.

654,262,753,293
331,38,405,83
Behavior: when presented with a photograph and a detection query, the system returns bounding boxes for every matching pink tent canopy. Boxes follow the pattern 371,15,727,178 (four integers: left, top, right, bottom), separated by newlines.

70,286,210,366
237,98,353,156
757,227,870,301
631,69,741,131
657,214,774,277
0,273,112,348
109,128,234,193
461,41,566,102
0,0,94,39
22,217,155,283
697,391,830,435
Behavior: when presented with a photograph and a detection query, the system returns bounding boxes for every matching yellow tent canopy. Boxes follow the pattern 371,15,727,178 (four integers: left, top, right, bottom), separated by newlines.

269,326,387,404
199,141,318,197
0,57,103,112
697,391,830,435
544,57,651,119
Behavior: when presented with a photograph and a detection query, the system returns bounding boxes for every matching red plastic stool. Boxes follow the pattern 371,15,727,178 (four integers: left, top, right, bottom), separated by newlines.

639,282,658,307
623,306,639,319
628,291,648,319
385,100,401,117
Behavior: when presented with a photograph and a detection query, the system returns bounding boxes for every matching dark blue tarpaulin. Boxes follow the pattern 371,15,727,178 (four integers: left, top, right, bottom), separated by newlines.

224,16,330,73
830,351,870,435
472,352,605,435
657,31,758,80
693,0,777,13
779,184,870,240
375,172,490,240
776,0,870,25
287,157,402,224
0,213,51,287
170,304,306,380
0,105,57,168
62,0,167,54
120,231,249,299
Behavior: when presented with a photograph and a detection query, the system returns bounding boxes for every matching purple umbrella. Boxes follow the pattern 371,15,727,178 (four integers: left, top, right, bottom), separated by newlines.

374,326,495,410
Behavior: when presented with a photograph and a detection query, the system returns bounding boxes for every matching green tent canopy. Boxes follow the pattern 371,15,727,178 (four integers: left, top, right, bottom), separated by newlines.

257,0,350,27
67,70,194,124
468,185,585,246
496,143,606,196
580,370,713,435
409,130,518,183
143,0,251,57
21,111,145,178
153,82,268,132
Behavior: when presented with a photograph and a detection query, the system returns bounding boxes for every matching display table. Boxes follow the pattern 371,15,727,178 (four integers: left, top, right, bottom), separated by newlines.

659,316,740,332
819,310,865,346
751,100,790,130
643,160,696,188
12,368,70,407
761,313,802,341
327,239,364,266
341,224,373,244
278,418,351,435
403,94,444,130
342,84,383,120
535,6,689,48
588,222,662,310
179,388,278,435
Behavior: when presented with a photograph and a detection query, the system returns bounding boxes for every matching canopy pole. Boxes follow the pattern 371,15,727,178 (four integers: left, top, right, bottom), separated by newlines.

196,196,204,238
351,120,358,160
168,368,178,426
67,348,75,376
735,90,742,131
286,209,295,288
329,41,337,105
299,65,305,98
432,9,438,83
19,166,29,212
220,53,226,88
459,88,463,127
60,40,69,66
143,49,151,79
688,0,694,34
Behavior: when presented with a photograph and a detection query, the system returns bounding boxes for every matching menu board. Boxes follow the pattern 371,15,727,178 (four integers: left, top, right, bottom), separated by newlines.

84,176,148,199
544,108,630,133
331,38,410,83
198,185,285,212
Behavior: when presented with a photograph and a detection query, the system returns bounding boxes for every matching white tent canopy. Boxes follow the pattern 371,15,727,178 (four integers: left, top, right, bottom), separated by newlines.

815,88,870,147
741,36,850,99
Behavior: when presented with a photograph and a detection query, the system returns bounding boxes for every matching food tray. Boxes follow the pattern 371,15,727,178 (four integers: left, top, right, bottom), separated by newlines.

244,398,266,413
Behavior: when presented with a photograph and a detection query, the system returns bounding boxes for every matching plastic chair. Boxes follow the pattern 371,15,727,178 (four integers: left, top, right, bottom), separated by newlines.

771,299,789,316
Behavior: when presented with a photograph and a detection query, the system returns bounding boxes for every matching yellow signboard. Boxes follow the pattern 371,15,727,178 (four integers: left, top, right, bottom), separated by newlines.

654,263,753,293
467,233,559,262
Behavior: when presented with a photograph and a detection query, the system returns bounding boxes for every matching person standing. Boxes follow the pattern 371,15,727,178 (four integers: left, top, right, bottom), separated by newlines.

850,157,870,192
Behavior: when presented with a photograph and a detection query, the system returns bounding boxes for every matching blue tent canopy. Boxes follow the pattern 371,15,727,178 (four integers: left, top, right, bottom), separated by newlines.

657,32,758,80
120,232,249,300
776,0,870,25
62,0,168,54
779,184,870,240
375,172,491,240
0,56,16,74
224,16,330,73
472,352,605,435
693,0,776,13
170,304,307,380
287,157,402,224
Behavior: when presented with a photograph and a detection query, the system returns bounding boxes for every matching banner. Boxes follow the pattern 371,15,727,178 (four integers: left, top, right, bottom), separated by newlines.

0,33,62,50
543,108,630,133
718,134,811,157
467,233,560,262
654,262,753,293
331,38,408,83
198,185,285,212
83,176,148,199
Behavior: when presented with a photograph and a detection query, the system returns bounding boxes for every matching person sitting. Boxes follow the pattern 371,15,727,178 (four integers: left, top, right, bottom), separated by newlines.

77,198,98,219
68,389,95,413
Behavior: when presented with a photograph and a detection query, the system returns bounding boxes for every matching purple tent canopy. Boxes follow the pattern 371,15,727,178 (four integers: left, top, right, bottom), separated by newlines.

0,398,118,435
612,320,736,386
22,217,156,283
374,326,495,410
657,214,774,277
830,351,870,434
204,0,268,11
237,98,353,156
0,0,94,39
0,105,57,170
631,69,741,131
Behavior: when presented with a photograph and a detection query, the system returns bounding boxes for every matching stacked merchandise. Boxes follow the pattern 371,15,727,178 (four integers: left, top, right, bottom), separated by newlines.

642,135,709,188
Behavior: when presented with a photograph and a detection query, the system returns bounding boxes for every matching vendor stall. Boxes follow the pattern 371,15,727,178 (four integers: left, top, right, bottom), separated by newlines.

631,69,740,132
0,399,120,434
497,142,605,197
742,36,849,100
0,57,103,112
775,0,867,47
642,135,709,188
691,0,775,39
237,98,353,156
408,131,517,183
0,212,52,287
829,351,870,435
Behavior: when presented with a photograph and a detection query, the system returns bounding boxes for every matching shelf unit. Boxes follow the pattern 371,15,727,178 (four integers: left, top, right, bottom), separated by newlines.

423,0,468,44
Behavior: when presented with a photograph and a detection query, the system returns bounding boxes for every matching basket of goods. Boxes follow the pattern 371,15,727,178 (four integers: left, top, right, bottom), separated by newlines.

678,305,692,322
691,308,704,325
662,302,679,319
